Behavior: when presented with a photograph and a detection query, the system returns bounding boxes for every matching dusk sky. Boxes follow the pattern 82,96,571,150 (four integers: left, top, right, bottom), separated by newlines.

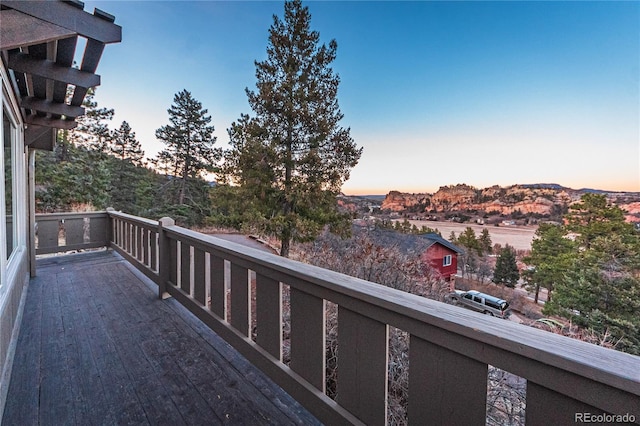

84,1,639,195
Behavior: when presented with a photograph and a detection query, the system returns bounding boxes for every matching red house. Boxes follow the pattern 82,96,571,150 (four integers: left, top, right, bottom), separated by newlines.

356,227,464,281
419,233,464,280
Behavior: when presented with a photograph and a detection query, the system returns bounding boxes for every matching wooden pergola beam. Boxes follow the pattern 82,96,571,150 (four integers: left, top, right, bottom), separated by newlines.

25,125,56,150
8,52,100,89
0,9,76,50
25,115,77,130
21,97,85,118
2,1,122,44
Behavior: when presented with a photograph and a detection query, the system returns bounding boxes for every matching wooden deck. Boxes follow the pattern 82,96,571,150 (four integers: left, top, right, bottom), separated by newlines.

3,250,320,425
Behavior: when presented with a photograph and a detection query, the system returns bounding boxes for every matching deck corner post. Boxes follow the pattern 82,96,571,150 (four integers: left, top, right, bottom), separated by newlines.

105,207,115,249
158,216,175,299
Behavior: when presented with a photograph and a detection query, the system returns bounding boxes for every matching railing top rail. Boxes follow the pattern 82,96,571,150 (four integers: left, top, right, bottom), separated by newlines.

35,211,109,220
163,224,640,396
107,210,159,228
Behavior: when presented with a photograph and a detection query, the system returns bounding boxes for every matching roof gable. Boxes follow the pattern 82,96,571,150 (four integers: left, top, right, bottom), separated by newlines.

420,233,465,254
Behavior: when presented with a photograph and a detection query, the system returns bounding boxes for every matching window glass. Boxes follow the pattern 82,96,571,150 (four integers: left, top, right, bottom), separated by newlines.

3,111,14,259
443,254,452,267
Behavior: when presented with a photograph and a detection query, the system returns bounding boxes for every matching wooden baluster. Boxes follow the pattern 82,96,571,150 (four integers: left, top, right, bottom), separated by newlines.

526,382,604,426
36,219,59,253
193,248,206,305
136,226,143,261
65,218,83,248
157,217,175,298
150,231,158,273
290,287,325,392
114,219,121,247
209,255,226,316
337,306,388,425
408,336,487,425
255,274,282,360
142,228,150,266
180,242,191,293
91,215,108,246
209,255,226,319
230,263,250,337
122,221,131,254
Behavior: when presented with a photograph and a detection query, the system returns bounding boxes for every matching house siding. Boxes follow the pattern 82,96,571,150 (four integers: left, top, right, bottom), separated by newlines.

422,244,458,279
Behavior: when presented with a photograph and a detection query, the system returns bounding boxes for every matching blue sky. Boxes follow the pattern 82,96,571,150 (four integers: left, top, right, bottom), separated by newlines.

84,1,639,195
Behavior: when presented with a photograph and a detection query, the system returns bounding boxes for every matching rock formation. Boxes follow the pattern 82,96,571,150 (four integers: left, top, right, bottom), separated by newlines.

380,184,640,221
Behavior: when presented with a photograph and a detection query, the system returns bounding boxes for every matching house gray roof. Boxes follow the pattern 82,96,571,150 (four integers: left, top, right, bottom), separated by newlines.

357,227,464,255
421,233,465,254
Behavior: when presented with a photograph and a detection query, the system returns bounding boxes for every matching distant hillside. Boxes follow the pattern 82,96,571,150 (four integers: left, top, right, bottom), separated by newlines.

347,184,640,223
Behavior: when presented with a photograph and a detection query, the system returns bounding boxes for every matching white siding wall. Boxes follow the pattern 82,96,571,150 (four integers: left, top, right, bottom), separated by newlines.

0,59,30,418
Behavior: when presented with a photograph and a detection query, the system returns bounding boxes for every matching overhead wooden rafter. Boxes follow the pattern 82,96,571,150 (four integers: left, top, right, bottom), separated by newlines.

0,0,121,150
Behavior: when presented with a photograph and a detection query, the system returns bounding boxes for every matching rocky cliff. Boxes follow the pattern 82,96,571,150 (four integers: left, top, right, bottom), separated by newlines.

380,184,640,220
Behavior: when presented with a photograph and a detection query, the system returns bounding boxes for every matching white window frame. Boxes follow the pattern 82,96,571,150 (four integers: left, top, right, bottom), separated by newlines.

443,254,452,267
1,64,27,290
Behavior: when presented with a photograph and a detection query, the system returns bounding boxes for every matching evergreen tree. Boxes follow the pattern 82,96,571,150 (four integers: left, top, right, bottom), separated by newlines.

108,121,146,213
448,231,457,244
110,121,144,166
219,0,362,257
522,223,575,303
35,91,114,211
155,89,220,205
478,228,493,254
493,244,519,288
547,235,640,354
457,227,481,255
36,133,111,211
541,195,640,354
69,88,114,152
565,193,634,249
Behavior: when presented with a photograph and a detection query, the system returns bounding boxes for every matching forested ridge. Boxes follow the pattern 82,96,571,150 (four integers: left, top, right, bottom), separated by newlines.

35,105,214,227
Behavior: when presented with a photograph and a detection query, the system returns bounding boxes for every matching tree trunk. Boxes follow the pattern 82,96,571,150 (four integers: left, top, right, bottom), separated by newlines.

280,230,291,258
178,178,185,205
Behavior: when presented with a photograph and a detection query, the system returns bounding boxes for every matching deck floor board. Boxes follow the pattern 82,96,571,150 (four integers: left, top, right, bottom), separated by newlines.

3,250,320,425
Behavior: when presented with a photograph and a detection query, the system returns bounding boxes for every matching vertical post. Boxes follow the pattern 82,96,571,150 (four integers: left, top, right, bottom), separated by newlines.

158,216,175,299
105,207,115,249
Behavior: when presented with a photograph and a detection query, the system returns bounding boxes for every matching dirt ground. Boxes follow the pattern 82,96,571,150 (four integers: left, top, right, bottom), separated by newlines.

406,219,537,251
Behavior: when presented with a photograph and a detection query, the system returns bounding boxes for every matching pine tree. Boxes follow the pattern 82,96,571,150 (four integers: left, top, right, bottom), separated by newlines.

219,0,362,257
448,231,457,243
522,223,575,303
457,227,481,254
493,244,519,288
110,121,144,166
35,91,113,211
69,88,114,152
155,89,220,205
540,195,640,354
478,228,493,254
108,121,146,213
565,193,635,249
35,133,111,211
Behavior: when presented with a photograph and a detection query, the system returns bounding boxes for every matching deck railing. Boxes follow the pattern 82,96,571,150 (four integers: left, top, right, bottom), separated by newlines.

35,211,640,425
34,212,109,255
